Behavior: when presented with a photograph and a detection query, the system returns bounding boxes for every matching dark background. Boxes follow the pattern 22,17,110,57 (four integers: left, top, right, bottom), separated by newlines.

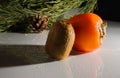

94,0,120,22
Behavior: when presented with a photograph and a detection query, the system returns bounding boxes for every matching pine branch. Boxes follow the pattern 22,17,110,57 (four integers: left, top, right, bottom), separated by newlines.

0,0,98,33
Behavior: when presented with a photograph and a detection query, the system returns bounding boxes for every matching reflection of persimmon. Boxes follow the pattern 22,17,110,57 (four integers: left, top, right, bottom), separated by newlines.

68,53,103,78
67,13,106,53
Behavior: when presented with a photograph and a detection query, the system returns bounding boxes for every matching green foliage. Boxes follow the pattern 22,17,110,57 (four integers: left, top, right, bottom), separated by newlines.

0,0,97,33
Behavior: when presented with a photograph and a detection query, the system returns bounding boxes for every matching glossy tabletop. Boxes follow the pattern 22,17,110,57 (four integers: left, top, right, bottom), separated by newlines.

0,21,120,78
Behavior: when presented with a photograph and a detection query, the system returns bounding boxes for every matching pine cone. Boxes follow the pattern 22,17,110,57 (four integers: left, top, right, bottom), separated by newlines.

31,14,50,33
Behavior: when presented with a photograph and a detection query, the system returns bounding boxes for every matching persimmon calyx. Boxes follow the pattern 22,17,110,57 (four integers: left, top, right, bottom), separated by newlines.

98,21,107,43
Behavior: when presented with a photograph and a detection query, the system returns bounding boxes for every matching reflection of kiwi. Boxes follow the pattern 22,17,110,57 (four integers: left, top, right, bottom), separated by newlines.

45,20,75,60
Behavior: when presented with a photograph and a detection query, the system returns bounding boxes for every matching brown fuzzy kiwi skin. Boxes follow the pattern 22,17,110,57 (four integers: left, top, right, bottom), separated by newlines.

45,20,75,60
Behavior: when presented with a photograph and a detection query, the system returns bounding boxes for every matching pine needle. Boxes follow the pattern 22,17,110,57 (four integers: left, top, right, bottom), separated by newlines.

0,0,97,33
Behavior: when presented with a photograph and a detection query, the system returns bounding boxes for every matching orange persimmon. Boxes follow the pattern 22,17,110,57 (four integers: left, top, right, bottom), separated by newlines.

67,13,106,53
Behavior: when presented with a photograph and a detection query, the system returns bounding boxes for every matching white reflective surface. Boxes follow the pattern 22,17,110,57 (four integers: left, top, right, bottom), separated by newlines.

0,30,49,45
0,21,120,78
